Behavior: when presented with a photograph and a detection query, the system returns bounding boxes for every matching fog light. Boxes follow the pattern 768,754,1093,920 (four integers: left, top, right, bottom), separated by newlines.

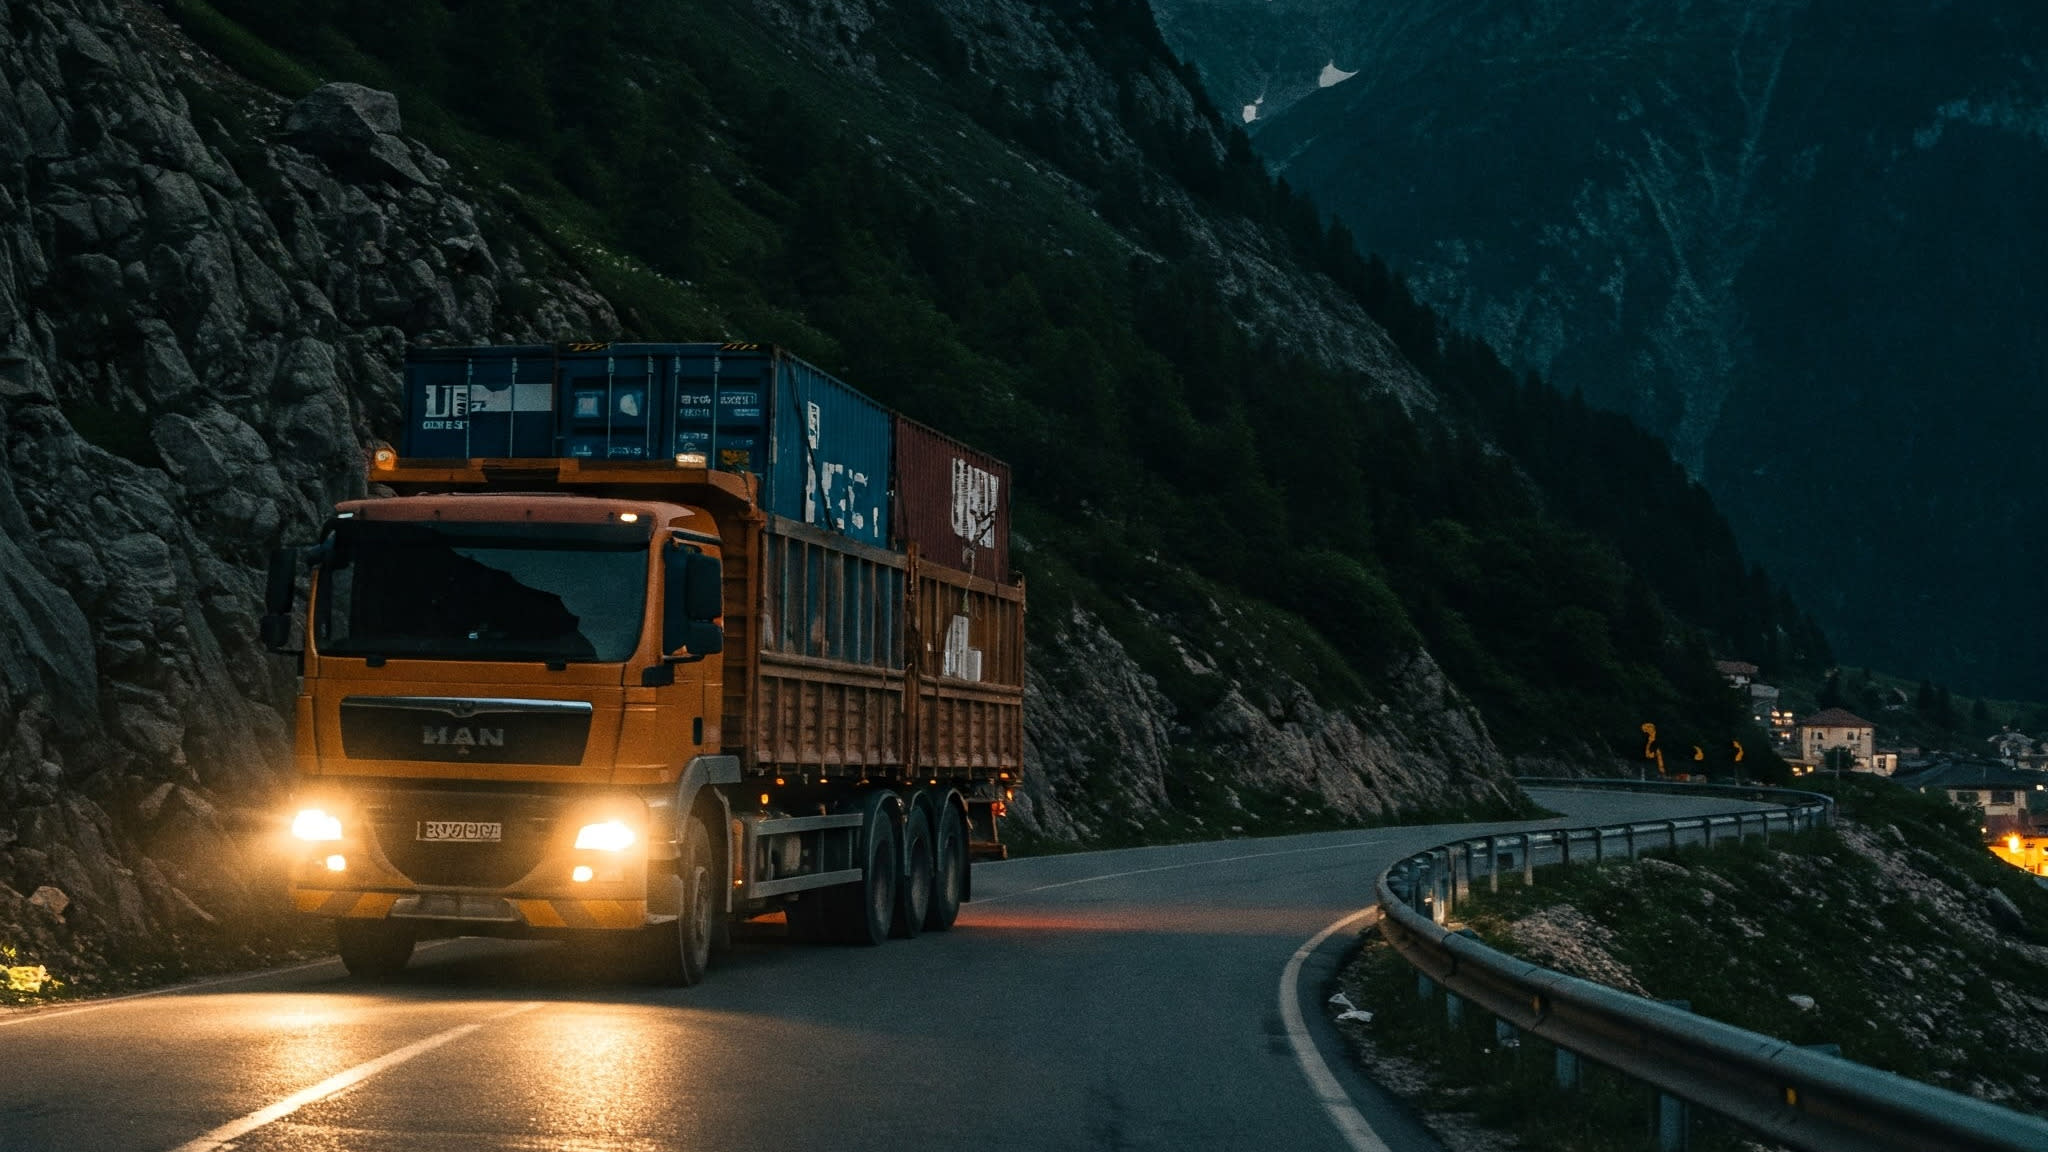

572,865,594,883
324,854,347,872
293,808,343,842
574,820,636,852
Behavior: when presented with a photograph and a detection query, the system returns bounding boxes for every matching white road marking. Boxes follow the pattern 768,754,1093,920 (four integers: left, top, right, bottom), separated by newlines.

0,941,464,1031
1281,907,1392,1152
977,836,1393,903
166,1001,540,1152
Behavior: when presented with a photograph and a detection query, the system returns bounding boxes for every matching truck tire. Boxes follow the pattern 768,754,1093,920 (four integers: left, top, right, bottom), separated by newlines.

926,801,968,932
835,806,898,946
643,814,716,985
336,920,415,981
893,807,933,939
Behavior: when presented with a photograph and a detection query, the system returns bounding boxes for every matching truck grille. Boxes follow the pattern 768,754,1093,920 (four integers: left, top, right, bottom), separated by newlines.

340,696,593,766
362,788,558,889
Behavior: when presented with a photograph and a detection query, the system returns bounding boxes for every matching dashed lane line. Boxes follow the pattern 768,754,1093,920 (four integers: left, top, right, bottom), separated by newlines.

165,1000,541,1152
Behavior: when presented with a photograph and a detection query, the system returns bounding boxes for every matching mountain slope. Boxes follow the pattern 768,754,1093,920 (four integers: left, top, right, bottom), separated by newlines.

1154,0,2048,699
0,0,1784,973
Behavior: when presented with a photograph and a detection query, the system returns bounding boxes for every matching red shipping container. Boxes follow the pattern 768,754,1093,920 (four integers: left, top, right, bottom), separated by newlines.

891,414,1012,583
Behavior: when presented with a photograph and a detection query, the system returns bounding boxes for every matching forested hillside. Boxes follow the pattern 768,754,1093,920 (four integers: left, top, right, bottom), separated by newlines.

1155,0,2048,700
162,0,1814,765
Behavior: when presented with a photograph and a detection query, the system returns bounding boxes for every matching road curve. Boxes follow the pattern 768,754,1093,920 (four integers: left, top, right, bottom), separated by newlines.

0,788,1773,1152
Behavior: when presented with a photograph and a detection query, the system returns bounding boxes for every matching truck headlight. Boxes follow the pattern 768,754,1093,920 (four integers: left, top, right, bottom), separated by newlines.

574,820,636,852
292,808,343,842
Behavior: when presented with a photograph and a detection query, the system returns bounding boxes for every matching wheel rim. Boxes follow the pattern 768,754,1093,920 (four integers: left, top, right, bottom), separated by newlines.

869,840,895,931
908,842,932,921
940,831,964,907
686,865,713,962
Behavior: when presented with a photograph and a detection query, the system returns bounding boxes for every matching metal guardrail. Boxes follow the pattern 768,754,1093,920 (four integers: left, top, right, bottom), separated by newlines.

1374,777,2048,1152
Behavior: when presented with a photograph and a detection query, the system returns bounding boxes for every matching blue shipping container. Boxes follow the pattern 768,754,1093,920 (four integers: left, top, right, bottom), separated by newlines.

400,343,892,549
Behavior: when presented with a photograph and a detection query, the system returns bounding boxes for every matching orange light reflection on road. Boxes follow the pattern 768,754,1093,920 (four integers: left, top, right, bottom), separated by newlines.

962,905,1330,936
530,1009,678,1138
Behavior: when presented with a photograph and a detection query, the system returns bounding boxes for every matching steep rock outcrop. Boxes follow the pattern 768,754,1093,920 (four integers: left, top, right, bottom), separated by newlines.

0,0,611,970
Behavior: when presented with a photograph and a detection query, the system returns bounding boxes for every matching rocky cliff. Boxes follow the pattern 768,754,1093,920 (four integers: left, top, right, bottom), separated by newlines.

0,0,1515,981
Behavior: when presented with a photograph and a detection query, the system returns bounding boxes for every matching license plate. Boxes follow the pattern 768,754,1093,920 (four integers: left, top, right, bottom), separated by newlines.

417,820,502,843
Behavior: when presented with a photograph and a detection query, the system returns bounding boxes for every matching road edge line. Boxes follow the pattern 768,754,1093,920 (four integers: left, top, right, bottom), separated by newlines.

0,941,460,1030
1280,907,1392,1152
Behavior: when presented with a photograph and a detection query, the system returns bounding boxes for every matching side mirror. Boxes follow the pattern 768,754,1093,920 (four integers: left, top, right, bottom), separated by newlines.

262,547,299,653
663,543,725,660
686,550,722,621
265,548,298,615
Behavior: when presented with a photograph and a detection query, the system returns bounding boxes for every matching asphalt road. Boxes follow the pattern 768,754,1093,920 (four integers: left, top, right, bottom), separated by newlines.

0,787,1777,1152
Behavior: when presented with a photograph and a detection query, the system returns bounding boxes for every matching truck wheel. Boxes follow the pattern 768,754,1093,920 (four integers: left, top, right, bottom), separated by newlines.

336,920,414,981
834,806,897,946
893,808,933,939
644,815,716,985
926,802,968,931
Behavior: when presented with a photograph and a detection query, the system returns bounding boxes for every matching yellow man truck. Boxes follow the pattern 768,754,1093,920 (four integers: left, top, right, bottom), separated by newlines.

264,343,1024,983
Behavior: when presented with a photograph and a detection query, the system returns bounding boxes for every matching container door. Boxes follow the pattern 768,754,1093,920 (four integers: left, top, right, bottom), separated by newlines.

671,346,769,474
404,352,554,459
558,350,662,461
767,354,892,549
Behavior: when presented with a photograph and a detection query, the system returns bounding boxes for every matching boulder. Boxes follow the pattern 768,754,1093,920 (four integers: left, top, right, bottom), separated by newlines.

28,884,68,917
283,84,426,187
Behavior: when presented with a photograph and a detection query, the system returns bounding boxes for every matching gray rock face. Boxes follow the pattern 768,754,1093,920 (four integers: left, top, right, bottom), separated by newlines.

0,0,613,968
283,83,426,187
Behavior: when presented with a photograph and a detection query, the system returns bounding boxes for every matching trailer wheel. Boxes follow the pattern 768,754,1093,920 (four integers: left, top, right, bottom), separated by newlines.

926,802,968,932
644,815,716,985
835,806,898,946
893,808,933,939
335,920,414,981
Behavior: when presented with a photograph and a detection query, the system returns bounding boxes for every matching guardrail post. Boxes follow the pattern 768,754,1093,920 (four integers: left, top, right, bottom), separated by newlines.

1454,844,1470,902
1417,972,1435,1002
1494,1017,1518,1054
1433,851,1450,925
1486,836,1499,893
1446,990,1463,1028
1654,1091,1689,1151
1667,819,1678,853
1560,829,1571,870
1625,823,1636,860
1554,1046,1580,1090
1702,816,1714,849
1592,827,1604,865
1522,834,1534,886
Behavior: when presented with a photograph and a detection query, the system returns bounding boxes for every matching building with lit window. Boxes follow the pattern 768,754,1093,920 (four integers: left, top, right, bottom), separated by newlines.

1797,707,1877,770
1893,757,2048,840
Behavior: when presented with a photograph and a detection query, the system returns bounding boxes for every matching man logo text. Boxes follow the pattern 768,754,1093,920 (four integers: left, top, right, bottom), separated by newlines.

422,726,505,747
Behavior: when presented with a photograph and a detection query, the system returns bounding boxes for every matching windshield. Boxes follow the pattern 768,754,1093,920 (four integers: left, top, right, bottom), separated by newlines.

316,520,651,663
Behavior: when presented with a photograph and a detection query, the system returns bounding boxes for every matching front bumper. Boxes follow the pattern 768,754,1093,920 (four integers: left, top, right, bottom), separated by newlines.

286,781,668,932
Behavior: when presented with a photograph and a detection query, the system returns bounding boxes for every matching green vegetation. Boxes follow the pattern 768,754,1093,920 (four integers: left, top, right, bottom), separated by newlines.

169,0,1816,770
1790,665,2048,752
1345,935,1768,1152
1345,775,2048,1149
